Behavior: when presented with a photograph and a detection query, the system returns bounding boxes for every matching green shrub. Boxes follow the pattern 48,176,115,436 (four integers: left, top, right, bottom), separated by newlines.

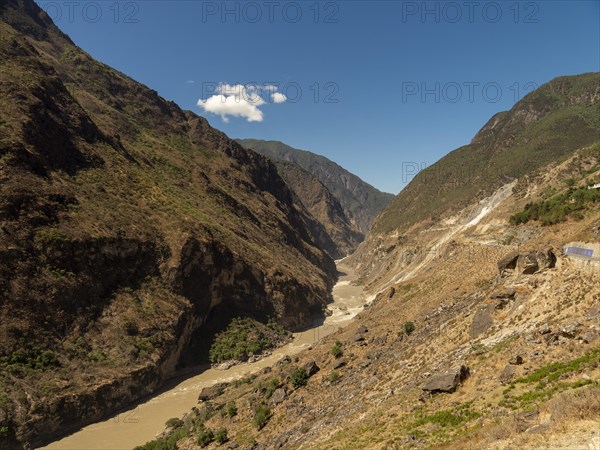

253,404,271,430
510,186,600,225
290,367,308,389
258,377,281,399
196,426,215,447
328,370,340,382
404,321,415,335
331,341,343,358
209,318,278,363
0,347,60,373
215,428,228,444
165,417,183,429
133,427,189,450
224,402,237,418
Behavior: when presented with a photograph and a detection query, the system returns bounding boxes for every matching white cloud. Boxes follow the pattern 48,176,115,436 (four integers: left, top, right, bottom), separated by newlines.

197,94,265,122
271,92,287,103
198,82,286,123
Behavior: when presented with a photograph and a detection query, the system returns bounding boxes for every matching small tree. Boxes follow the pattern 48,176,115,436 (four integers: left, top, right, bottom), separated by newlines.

165,417,183,429
253,404,271,430
225,402,237,418
404,321,415,335
331,341,343,358
197,426,215,447
215,428,228,444
290,367,308,389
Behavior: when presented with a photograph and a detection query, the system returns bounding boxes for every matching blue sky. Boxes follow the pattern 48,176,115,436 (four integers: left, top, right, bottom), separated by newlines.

36,1,599,194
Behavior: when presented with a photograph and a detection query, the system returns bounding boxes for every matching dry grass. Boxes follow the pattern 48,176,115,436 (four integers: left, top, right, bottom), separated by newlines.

444,384,600,450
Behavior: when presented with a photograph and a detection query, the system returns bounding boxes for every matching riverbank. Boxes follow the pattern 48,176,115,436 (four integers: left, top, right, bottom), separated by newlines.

40,262,369,450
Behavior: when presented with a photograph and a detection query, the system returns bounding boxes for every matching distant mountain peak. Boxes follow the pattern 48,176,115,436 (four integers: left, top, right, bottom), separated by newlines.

236,139,394,235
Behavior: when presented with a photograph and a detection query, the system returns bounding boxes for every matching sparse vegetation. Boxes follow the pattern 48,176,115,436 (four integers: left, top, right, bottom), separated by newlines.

253,404,271,430
331,341,343,358
196,426,215,447
514,347,599,384
215,428,228,444
209,318,288,363
290,367,309,389
224,402,237,418
510,186,600,225
328,370,340,382
412,403,481,429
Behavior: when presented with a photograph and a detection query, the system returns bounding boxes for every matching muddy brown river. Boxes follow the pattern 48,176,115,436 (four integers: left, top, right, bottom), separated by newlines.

40,262,370,450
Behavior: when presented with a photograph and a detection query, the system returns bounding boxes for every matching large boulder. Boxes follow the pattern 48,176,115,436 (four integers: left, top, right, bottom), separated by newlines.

498,252,519,274
270,387,287,405
470,305,495,338
517,253,539,274
303,360,320,377
498,248,556,276
422,365,470,394
536,248,557,270
499,364,516,384
198,382,228,402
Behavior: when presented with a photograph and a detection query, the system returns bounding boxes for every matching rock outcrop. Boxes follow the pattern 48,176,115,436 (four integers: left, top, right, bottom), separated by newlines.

422,365,470,394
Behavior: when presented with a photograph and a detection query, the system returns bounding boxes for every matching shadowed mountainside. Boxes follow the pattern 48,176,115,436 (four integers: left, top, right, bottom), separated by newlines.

0,0,337,447
236,138,395,235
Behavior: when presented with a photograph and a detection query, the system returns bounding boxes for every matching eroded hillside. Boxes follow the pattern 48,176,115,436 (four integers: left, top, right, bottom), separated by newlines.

138,99,600,450
0,1,337,448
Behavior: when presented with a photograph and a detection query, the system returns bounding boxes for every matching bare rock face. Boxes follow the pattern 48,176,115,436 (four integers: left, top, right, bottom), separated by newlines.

471,305,495,339
498,252,519,274
499,248,557,276
499,364,517,384
422,365,470,394
517,252,540,274
303,361,321,377
198,383,228,402
536,248,557,270
270,387,288,406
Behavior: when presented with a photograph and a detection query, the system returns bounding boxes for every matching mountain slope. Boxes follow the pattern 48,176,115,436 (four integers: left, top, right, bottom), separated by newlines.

373,73,600,236
236,139,395,234
0,1,336,448
135,89,600,450
271,160,363,259
132,144,600,450
349,73,599,290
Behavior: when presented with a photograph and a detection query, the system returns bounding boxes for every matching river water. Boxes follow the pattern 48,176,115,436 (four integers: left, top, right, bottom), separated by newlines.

40,262,369,450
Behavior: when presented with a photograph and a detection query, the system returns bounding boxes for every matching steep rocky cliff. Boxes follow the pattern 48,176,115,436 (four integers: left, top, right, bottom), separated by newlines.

0,1,337,448
236,139,395,235
271,160,363,259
